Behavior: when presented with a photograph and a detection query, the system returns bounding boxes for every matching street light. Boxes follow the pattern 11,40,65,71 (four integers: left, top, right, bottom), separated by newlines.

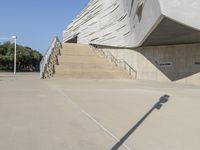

0,36,17,76
11,36,17,76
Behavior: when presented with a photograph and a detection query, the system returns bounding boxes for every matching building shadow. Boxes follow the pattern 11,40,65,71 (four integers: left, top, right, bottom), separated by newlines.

135,44,200,81
97,43,200,82
111,95,170,150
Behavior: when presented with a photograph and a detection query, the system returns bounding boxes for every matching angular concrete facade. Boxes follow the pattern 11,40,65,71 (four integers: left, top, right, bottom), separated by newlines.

63,0,200,47
63,0,200,84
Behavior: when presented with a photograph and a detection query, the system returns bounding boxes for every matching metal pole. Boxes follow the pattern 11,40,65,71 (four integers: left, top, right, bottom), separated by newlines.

12,36,17,76
14,38,17,75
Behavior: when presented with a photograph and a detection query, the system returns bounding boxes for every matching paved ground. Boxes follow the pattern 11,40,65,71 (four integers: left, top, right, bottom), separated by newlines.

0,72,200,150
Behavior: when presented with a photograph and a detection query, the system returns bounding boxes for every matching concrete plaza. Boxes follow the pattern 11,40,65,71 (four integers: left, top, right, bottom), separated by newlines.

0,72,200,150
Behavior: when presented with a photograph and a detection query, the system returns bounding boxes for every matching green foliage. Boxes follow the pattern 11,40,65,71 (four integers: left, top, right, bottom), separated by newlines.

0,42,42,71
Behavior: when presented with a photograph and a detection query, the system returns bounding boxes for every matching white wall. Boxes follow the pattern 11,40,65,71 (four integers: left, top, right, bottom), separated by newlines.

63,0,162,48
102,44,200,85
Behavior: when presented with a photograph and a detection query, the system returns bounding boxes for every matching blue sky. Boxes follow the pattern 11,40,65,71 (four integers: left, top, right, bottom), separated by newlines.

0,0,89,54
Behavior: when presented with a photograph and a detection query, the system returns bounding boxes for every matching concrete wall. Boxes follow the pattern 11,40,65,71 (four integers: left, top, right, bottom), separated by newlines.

62,0,200,84
102,44,200,85
63,0,163,47
63,0,200,48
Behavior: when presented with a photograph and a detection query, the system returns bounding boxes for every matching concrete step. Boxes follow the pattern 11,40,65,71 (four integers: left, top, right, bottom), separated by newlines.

60,51,96,56
54,71,132,79
51,43,132,79
61,48,93,53
54,75,131,79
62,43,90,50
55,70,127,74
58,56,110,63
55,67,124,73
55,63,118,70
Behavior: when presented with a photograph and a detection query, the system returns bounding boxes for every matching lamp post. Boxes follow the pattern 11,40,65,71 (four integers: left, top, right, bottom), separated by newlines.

0,36,17,76
11,36,17,76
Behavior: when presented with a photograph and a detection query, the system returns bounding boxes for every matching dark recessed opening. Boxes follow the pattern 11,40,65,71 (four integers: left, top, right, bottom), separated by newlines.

156,61,172,67
66,36,78,43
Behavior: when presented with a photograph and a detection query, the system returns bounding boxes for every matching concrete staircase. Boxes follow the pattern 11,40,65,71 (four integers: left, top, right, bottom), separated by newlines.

54,43,132,79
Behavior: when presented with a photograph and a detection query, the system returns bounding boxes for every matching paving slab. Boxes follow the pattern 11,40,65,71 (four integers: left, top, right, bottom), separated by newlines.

0,72,200,150
49,78,200,150
0,73,125,150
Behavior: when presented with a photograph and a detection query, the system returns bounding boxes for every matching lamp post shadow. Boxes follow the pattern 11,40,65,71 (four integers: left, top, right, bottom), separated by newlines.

111,95,170,150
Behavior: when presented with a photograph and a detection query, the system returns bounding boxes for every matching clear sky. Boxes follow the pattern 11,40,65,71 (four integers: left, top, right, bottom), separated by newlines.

0,0,89,54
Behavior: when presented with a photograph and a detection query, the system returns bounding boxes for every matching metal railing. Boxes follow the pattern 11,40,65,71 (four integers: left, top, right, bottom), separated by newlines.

40,37,62,79
90,45,137,79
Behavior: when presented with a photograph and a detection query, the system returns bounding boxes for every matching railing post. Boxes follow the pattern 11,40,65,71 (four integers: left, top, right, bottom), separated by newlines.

129,67,131,75
90,45,137,79
124,62,126,70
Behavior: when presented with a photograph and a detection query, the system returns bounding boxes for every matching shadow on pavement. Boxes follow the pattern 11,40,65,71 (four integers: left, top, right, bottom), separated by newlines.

111,95,170,150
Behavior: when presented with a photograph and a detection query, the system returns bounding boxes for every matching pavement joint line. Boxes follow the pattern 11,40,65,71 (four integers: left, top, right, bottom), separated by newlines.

60,91,132,150
47,82,132,150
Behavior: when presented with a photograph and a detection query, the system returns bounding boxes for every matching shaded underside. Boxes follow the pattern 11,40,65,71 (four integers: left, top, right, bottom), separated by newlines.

65,36,78,43
143,18,200,46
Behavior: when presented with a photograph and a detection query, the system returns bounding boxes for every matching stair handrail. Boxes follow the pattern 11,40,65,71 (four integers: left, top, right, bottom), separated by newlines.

118,59,137,78
90,45,137,79
40,36,62,78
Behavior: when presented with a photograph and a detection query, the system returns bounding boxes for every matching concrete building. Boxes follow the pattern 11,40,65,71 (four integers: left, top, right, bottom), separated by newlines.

63,0,200,47
61,0,200,85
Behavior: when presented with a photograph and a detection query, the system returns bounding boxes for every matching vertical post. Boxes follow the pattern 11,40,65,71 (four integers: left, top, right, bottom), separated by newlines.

14,38,17,75
124,62,126,70
12,36,17,76
129,67,131,75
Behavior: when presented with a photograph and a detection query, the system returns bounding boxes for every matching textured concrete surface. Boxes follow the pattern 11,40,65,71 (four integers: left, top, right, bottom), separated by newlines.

54,43,131,79
143,18,200,46
102,43,200,84
63,0,200,47
0,73,123,150
0,72,200,150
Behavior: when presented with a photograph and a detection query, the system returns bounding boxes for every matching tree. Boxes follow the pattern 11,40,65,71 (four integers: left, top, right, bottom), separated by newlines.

0,42,42,71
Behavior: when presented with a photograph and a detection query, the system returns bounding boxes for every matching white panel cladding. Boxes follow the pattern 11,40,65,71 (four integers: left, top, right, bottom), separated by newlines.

63,0,200,47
